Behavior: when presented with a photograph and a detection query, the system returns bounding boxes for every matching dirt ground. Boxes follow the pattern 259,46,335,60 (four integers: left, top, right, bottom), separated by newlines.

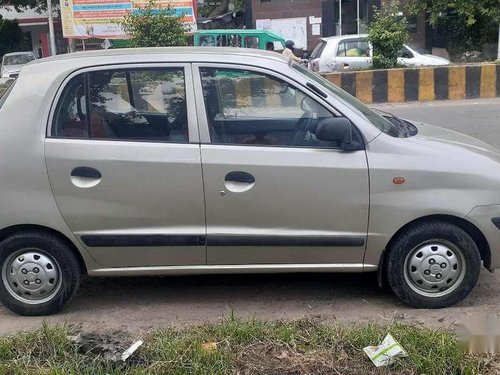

0,270,499,335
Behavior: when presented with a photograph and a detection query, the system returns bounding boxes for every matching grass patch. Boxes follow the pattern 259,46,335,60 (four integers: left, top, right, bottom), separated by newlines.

0,317,496,374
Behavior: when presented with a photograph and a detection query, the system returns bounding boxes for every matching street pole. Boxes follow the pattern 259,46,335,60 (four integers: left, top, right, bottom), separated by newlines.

356,0,360,34
339,0,342,35
497,23,500,60
47,0,57,56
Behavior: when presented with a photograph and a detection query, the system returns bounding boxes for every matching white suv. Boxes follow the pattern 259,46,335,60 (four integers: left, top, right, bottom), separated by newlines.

309,34,450,73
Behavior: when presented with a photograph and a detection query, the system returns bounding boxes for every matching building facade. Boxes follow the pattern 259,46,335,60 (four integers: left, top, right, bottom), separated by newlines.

0,7,66,57
246,0,426,52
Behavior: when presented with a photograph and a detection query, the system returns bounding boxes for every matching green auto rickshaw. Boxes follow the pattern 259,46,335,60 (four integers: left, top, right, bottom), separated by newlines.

193,29,285,51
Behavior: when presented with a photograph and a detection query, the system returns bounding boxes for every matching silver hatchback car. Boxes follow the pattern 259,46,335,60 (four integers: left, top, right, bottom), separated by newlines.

0,48,498,316
309,34,450,73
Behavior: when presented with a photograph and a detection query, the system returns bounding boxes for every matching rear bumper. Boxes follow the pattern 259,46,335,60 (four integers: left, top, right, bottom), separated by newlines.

466,205,500,270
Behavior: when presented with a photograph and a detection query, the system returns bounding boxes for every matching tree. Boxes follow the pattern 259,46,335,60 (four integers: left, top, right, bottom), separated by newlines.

122,0,187,47
407,0,499,26
0,16,30,57
0,0,53,12
367,3,410,69
407,0,500,58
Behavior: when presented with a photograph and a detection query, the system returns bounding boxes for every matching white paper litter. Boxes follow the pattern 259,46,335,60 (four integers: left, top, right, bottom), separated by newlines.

363,334,407,367
121,340,144,361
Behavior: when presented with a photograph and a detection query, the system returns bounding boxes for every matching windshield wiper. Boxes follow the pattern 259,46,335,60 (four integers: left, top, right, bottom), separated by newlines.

371,107,418,137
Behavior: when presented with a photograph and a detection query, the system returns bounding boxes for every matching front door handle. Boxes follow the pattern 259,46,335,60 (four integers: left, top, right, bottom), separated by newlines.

71,166,102,179
225,171,255,184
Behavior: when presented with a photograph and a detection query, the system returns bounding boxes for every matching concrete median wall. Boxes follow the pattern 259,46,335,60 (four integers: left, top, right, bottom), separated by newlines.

323,64,500,104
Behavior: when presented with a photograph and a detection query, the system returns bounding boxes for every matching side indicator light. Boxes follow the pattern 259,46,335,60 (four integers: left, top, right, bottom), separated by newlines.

393,177,406,185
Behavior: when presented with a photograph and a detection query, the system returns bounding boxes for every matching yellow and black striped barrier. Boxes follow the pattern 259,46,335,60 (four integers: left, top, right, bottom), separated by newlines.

323,63,500,104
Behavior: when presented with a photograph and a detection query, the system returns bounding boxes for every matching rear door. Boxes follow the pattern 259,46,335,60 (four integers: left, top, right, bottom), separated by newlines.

45,64,206,267
334,38,372,71
194,64,369,266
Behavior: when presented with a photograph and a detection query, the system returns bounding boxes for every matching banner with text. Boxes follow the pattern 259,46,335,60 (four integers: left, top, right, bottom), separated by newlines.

60,0,196,39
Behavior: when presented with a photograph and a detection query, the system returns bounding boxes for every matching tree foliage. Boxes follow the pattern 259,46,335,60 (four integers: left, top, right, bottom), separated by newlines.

407,0,499,51
0,0,56,12
367,3,410,69
407,0,499,26
122,0,187,47
0,16,30,58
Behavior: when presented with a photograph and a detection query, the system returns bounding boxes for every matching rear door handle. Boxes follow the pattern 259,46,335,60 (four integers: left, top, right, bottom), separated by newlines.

71,166,102,179
225,171,255,184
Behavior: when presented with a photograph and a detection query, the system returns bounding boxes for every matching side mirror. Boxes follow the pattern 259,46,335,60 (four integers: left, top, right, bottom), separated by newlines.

315,117,360,150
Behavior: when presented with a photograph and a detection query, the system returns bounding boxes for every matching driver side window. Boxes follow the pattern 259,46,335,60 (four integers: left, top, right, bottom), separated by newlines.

200,67,337,148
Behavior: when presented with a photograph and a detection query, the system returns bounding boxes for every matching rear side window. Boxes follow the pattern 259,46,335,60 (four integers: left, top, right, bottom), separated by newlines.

310,41,327,59
52,68,189,142
336,40,370,57
0,80,17,110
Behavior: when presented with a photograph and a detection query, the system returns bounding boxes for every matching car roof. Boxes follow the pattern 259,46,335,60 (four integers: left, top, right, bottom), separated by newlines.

30,47,288,66
3,51,34,57
320,34,368,43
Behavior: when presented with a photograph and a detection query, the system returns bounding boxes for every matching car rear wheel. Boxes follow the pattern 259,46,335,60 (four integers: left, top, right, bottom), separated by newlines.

385,221,481,308
0,231,81,316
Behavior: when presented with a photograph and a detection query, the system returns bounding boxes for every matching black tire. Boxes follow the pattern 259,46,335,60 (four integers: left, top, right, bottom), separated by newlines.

0,231,81,316
385,221,481,309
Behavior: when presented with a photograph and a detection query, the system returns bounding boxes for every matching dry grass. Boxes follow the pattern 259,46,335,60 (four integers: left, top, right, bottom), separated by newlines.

0,317,497,374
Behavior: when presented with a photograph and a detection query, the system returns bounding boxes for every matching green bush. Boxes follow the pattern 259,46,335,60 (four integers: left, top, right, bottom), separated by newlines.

367,3,410,69
122,0,187,47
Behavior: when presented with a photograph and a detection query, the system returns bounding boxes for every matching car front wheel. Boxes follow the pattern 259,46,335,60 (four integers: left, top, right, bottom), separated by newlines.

385,221,481,308
0,231,81,316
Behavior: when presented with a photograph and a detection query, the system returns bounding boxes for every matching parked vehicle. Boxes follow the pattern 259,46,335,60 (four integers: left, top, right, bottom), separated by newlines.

1,52,36,83
0,47,497,316
194,29,285,51
309,34,450,72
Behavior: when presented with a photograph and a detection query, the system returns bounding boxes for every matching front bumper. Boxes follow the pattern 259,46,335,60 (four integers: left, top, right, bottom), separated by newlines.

466,205,500,270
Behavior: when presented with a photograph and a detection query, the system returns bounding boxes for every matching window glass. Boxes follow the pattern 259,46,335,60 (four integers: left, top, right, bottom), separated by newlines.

398,46,414,59
292,62,401,137
52,75,88,138
200,36,215,46
0,79,17,110
337,40,370,57
273,41,285,51
88,68,188,141
216,34,242,47
244,36,260,49
3,54,35,65
311,41,327,59
53,68,188,142
200,67,340,148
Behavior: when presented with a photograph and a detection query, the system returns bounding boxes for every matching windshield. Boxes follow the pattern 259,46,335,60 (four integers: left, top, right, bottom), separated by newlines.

0,79,16,110
291,63,402,137
3,54,34,65
310,41,326,59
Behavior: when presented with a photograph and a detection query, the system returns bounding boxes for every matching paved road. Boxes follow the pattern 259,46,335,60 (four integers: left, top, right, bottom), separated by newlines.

375,98,500,148
0,98,499,335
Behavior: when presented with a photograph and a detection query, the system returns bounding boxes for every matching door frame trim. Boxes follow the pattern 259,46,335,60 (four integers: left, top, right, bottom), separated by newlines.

89,263,377,276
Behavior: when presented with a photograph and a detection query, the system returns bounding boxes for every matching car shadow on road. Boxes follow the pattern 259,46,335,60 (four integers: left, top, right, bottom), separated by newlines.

74,272,397,310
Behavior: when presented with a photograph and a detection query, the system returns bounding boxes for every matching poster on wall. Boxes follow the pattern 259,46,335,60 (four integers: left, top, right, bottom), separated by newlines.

60,0,197,39
256,17,307,49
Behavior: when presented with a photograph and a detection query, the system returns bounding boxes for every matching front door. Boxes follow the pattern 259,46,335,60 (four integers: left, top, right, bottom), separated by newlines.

45,64,206,267
195,65,369,265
